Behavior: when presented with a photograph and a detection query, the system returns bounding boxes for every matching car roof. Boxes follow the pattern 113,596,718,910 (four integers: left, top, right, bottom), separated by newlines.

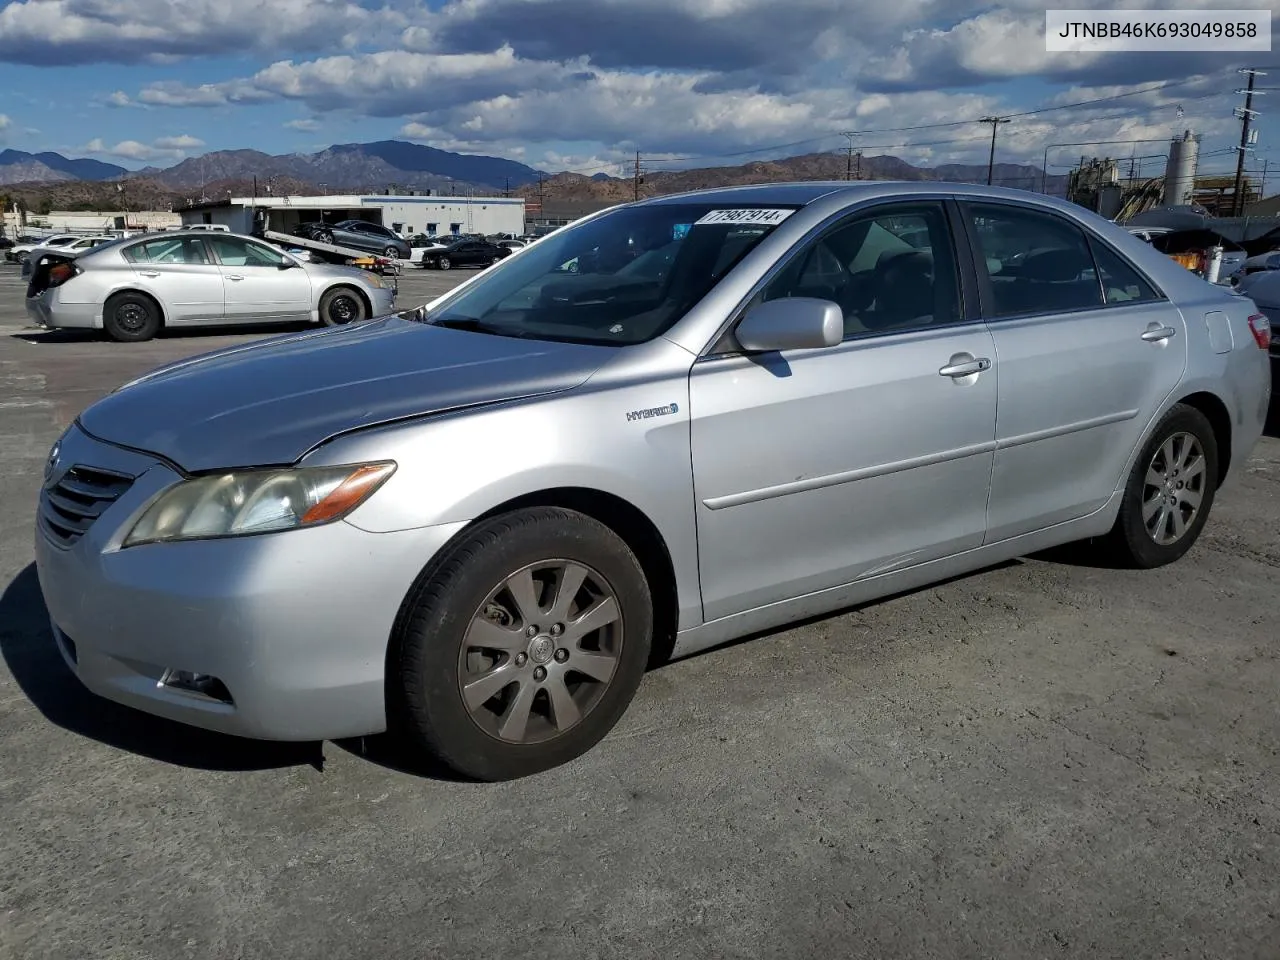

634,179,1106,216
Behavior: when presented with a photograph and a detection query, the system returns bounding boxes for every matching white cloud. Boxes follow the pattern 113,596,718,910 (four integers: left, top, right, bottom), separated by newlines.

154,134,205,150
55,0,1253,172
0,113,11,134
79,134,207,162
0,0,405,65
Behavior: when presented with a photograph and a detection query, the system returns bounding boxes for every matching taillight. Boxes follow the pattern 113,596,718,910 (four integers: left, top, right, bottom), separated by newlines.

1246,313,1271,350
47,262,79,287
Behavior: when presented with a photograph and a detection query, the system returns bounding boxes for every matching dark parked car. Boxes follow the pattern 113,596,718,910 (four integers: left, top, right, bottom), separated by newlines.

422,238,513,270
292,219,411,259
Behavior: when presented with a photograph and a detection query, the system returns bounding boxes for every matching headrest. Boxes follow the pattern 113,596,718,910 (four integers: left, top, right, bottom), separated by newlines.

876,249,933,275
1018,247,1092,282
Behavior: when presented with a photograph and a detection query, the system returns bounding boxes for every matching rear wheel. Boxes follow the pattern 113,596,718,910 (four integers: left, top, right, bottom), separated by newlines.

394,507,653,781
1100,403,1219,568
318,286,367,326
103,292,161,342
383,245,400,258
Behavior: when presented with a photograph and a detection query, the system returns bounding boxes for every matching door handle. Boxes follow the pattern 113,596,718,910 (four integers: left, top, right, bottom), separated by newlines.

938,357,992,378
137,270,159,278
1141,324,1177,342
225,275,244,281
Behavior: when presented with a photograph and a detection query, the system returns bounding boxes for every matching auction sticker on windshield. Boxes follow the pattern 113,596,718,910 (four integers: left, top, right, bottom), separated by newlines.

694,208,796,226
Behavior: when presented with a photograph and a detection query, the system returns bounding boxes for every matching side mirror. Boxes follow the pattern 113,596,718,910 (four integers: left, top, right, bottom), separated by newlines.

277,259,297,270
735,297,843,352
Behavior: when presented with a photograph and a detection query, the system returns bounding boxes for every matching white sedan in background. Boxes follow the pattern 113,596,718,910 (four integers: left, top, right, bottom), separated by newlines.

21,236,121,277
6,233,81,263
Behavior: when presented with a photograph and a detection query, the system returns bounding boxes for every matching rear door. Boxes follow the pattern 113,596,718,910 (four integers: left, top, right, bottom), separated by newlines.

206,236,312,322
959,200,1188,542
122,236,224,322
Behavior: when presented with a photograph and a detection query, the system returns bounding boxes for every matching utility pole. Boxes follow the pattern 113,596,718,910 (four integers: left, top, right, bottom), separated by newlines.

504,177,510,198
980,116,1010,185
1233,68,1263,215
840,131,856,180
633,151,642,201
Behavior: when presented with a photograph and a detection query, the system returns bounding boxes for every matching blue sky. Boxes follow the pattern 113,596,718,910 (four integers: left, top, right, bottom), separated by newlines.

0,0,1274,177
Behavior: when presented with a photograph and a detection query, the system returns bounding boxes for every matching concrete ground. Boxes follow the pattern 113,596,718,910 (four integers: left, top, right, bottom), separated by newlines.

1,260,1279,960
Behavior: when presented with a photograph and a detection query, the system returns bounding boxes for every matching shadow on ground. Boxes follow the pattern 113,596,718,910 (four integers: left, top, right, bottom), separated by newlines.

8,321,312,345
0,563,322,773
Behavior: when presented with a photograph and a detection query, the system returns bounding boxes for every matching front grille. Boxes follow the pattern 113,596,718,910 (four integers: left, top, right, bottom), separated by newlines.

39,465,135,547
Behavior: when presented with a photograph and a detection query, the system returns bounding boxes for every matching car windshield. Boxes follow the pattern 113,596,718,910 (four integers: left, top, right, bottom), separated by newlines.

422,202,796,345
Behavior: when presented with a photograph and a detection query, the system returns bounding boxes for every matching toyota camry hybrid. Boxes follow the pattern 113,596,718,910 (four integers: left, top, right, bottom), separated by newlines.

34,182,1271,781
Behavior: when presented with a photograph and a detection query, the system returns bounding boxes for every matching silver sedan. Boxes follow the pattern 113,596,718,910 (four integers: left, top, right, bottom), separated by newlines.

25,230,396,342
34,183,1271,780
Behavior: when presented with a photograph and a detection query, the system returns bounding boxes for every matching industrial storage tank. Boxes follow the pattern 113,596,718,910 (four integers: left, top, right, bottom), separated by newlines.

1164,130,1201,207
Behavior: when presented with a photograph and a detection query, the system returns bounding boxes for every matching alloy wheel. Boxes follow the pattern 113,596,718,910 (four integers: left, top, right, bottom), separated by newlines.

457,559,622,745
1142,431,1206,546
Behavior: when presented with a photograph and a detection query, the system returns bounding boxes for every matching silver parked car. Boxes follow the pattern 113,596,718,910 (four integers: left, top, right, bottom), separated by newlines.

26,230,396,342
1234,269,1280,355
34,183,1271,780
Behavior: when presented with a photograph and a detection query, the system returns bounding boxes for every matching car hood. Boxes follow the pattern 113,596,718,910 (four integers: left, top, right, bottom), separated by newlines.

77,316,616,472
302,261,380,282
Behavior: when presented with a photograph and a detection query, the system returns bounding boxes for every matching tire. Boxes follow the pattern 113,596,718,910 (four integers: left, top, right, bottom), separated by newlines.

1100,403,1219,569
393,507,653,781
318,286,367,326
316,229,334,244
103,291,161,342
438,256,452,271
384,245,400,258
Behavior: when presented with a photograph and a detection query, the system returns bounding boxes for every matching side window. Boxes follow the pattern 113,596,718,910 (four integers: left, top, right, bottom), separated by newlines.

208,237,286,267
757,201,962,339
123,237,208,264
1088,238,1159,304
967,203,1103,317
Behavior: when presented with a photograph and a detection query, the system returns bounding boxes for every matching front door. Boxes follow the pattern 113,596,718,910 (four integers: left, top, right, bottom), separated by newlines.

959,201,1189,543
206,236,313,322
689,200,998,621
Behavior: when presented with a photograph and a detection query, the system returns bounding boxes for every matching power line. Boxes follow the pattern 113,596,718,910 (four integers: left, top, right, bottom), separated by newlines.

642,81,1225,166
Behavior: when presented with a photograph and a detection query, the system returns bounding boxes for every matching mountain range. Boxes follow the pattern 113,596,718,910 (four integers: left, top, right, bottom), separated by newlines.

0,139,1069,209
0,149,130,185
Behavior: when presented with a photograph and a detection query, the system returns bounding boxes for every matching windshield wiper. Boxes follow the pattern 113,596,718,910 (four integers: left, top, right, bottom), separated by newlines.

427,315,538,339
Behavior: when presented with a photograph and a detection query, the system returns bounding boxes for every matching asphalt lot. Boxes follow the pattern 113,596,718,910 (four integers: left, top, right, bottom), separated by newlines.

1,259,1279,960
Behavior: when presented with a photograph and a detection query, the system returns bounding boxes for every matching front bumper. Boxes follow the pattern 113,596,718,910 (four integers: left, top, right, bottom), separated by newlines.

34,424,466,741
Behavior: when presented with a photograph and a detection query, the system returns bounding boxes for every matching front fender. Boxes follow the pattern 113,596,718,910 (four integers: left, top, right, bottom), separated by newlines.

307,363,702,627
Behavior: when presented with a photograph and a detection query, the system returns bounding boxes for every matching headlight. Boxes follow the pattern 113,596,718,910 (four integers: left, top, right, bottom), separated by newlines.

123,462,395,547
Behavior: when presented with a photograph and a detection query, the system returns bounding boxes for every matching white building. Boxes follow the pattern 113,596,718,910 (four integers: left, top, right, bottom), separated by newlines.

178,193,525,239
1,208,181,238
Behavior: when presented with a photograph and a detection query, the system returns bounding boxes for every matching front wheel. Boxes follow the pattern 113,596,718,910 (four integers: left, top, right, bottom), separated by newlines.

318,286,367,326
1100,403,1219,568
437,256,452,271
393,507,653,781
